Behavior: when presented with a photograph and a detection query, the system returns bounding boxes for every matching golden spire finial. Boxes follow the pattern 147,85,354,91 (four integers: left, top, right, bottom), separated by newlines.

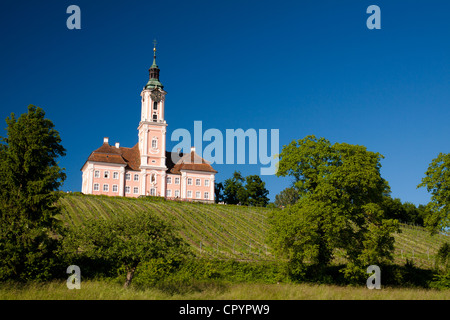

153,39,157,56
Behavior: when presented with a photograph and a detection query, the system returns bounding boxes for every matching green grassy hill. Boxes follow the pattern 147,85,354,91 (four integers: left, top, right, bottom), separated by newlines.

57,193,449,269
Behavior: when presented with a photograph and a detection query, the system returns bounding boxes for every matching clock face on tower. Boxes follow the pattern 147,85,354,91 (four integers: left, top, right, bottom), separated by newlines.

150,89,162,102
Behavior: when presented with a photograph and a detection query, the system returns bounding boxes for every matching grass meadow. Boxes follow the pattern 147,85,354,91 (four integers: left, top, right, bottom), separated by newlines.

0,280,448,300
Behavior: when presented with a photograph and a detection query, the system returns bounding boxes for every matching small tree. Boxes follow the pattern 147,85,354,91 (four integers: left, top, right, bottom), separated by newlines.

223,171,246,205
214,182,224,203
244,175,269,207
417,153,450,233
0,105,66,281
274,187,299,208
62,212,190,288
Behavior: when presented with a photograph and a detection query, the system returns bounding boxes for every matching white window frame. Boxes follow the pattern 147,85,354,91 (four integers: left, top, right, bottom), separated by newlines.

187,178,193,185
93,183,99,191
167,176,172,184
175,177,180,185
195,191,201,199
150,188,156,196
152,138,157,149
187,190,192,198
133,187,139,194
113,172,119,179
94,170,100,178
104,171,110,179
166,189,172,197
134,174,139,182
204,192,209,199
125,186,131,194
112,184,118,193
205,179,210,187
103,184,109,192
174,190,180,197
125,173,131,181
196,178,201,186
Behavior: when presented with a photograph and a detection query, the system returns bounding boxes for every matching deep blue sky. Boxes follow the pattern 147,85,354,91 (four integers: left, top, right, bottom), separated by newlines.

0,0,449,205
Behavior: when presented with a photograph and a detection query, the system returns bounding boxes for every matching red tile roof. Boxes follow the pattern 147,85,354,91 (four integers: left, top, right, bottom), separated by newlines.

83,143,217,174
82,142,140,171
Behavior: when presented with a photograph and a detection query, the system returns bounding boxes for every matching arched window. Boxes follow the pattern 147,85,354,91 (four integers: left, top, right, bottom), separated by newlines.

153,101,158,110
151,173,156,184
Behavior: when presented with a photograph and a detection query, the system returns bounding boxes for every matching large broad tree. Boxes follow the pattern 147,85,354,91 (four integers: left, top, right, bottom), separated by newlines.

62,211,190,288
0,105,66,281
418,152,450,233
269,135,398,282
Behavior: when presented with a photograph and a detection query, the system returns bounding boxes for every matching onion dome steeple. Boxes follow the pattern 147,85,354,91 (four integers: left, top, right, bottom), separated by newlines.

145,40,164,89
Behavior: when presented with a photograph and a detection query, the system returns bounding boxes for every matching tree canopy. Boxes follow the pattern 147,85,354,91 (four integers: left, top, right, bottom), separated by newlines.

0,105,66,281
269,135,398,282
418,152,450,233
62,212,190,288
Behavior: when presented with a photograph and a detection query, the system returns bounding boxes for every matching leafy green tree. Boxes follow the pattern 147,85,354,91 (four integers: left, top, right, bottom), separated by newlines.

274,187,299,208
62,212,190,288
214,182,224,203
223,171,246,205
417,153,450,233
269,135,398,282
244,175,269,207
0,105,66,281
381,196,425,226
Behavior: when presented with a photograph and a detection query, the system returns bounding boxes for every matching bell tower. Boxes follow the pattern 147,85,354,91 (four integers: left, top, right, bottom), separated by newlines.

137,40,168,196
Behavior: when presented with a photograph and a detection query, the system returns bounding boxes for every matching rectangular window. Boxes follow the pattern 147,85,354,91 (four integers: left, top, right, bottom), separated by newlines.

174,190,180,197
134,174,139,181
166,189,172,197
104,171,109,179
196,178,201,186
94,170,100,178
187,190,192,198
112,185,118,192
152,139,157,149
150,188,156,196
175,177,180,184
93,183,99,191
204,192,209,199
196,191,201,199
125,186,131,194
113,172,119,179
133,187,139,194
187,178,193,185
167,176,172,184
103,184,109,192
125,173,131,181
205,179,210,187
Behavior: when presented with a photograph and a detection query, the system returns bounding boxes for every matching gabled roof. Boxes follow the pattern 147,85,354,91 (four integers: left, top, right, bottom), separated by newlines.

82,142,140,171
166,150,218,175
83,142,217,175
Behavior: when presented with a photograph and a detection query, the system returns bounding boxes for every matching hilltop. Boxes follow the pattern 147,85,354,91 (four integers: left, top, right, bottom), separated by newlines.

57,193,448,269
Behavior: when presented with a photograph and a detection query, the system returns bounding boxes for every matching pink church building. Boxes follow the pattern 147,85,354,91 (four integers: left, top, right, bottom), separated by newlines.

81,46,217,202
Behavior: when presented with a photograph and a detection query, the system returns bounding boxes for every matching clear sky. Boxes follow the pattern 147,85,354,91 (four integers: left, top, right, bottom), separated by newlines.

0,0,449,205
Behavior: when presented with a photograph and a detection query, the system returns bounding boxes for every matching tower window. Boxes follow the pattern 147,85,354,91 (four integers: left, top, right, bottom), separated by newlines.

152,138,157,149
153,114,158,122
153,101,158,110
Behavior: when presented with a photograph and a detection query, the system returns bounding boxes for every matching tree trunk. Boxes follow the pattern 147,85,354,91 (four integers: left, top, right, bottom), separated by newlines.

123,266,137,288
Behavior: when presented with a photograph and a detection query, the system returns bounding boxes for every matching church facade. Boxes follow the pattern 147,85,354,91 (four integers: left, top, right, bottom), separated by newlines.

81,46,217,202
